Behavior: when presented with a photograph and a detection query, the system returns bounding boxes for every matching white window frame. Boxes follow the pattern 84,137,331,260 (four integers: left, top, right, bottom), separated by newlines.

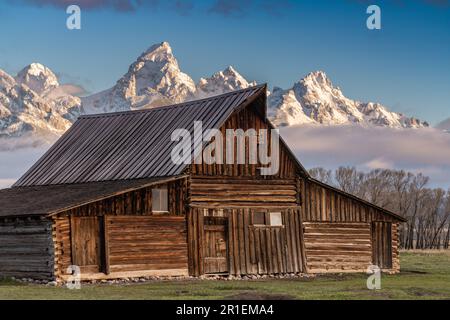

152,187,168,213
269,212,283,226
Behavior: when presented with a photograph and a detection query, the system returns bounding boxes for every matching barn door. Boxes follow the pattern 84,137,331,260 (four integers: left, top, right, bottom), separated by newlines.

71,216,104,273
203,215,228,274
371,222,393,269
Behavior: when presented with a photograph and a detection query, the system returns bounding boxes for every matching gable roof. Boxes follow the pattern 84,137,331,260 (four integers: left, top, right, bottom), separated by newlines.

5,85,404,222
14,85,267,187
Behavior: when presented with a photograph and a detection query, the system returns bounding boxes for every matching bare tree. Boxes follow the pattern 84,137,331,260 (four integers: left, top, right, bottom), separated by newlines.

309,167,333,185
308,167,450,249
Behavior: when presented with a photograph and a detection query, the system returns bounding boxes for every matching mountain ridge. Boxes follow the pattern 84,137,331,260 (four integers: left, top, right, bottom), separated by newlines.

0,42,431,146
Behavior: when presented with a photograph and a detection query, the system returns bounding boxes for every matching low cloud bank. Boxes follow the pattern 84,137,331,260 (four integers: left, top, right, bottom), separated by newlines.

281,125,450,188
0,125,449,189
0,145,49,188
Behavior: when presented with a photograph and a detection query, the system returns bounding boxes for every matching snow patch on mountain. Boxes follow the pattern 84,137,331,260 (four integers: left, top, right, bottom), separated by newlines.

195,66,257,99
15,63,59,95
269,71,429,129
0,65,80,139
0,41,432,149
82,42,196,113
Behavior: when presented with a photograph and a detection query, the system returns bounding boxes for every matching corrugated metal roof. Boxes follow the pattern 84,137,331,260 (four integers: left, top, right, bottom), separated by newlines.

0,177,184,217
14,85,266,187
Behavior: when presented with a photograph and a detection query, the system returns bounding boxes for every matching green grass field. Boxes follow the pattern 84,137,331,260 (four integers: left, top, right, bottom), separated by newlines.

1,251,449,300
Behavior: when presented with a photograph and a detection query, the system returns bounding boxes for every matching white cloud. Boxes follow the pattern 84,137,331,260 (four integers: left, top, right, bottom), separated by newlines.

363,158,394,170
0,143,50,187
0,125,449,189
280,125,450,188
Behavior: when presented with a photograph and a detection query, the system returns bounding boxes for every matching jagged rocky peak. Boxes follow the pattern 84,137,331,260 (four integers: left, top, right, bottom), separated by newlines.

0,69,16,89
269,70,428,129
196,65,257,98
293,70,348,102
1,41,433,145
0,65,77,140
82,41,197,113
125,41,196,102
15,63,59,95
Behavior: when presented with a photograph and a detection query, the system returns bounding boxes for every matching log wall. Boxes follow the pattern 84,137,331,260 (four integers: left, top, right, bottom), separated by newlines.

53,216,71,279
107,216,188,273
303,222,372,273
301,180,402,273
52,179,189,280
189,176,299,208
392,223,400,272
188,207,305,276
0,217,54,280
301,179,400,223
60,179,187,218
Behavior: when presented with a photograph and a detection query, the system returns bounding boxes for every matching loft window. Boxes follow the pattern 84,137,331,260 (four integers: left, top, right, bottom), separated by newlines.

253,211,266,225
269,212,283,226
152,187,168,213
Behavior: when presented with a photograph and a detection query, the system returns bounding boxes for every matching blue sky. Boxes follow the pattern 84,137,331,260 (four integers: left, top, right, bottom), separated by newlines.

0,0,449,125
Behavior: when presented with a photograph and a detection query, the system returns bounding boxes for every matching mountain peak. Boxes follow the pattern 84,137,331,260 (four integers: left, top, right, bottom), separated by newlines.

82,41,195,113
223,65,238,74
196,66,256,99
140,41,173,62
270,71,428,129
302,70,332,87
15,63,59,95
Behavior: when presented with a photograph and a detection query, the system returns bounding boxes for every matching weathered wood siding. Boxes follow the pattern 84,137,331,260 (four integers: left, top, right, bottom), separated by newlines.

53,179,189,280
0,218,54,280
301,180,402,273
190,104,299,179
188,208,305,276
189,176,299,208
107,216,188,273
60,179,187,217
53,216,71,279
392,223,400,272
304,222,372,273
301,179,397,223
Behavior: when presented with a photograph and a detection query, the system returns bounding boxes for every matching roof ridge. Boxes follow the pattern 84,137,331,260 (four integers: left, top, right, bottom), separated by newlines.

79,84,267,119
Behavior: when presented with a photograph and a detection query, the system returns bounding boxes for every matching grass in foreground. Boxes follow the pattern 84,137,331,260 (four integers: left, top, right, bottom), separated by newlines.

1,251,449,300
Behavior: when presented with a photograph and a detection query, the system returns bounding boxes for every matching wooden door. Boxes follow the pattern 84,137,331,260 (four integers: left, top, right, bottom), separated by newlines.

71,216,104,273
371,222,393,269
203,216,228,274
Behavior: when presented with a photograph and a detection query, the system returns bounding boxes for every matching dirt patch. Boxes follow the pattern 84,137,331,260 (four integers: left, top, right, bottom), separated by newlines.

225,292,295,300
407,287,442,297
400,269,428,275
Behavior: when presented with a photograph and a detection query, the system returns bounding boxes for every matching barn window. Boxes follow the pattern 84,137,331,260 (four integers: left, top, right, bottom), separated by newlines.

253,211,266,225
269,212,283,226
152,187,168,213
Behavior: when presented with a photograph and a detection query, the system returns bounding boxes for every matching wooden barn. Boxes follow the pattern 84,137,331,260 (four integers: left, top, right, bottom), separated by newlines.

0,85,405,281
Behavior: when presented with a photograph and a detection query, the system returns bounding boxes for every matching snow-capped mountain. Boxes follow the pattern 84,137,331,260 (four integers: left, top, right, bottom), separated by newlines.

82,42,196,113
268,71,429,128
15,63,59,96
195,66,257,99
0,41,431,147
0,64,82,141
